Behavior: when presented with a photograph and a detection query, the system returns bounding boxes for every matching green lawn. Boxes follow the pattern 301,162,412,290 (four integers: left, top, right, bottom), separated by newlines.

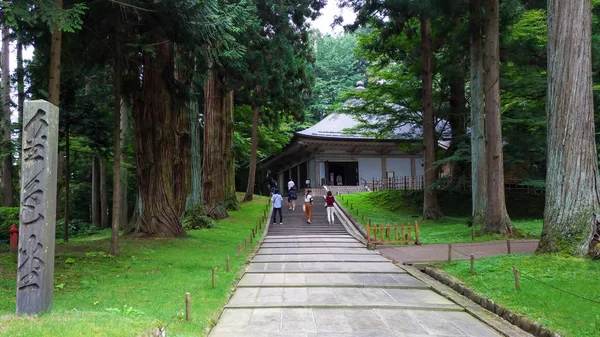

338,190,543,244
438,255,600,337
0,194,269,337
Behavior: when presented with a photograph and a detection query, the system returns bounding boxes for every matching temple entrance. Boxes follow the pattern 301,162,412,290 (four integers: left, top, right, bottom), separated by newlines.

326,161,358,186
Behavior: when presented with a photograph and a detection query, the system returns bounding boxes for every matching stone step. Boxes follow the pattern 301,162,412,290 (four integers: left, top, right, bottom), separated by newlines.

252,254,388,263
225,287,462,311
209,308,503,337
262,238,359,243
238,273,428,289
260,242,365,248
256,248,378,255
246,262,402,274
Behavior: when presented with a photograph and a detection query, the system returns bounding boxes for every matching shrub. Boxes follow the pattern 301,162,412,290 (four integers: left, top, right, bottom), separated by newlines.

0,207,20,243
55,218,98,238
182,206,214,230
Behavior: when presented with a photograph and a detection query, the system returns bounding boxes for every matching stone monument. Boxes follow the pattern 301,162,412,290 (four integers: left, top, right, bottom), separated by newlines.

16,100,59,315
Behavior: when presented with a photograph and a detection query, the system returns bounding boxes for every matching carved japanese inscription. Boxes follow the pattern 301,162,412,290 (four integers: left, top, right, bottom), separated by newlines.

16,101,59,315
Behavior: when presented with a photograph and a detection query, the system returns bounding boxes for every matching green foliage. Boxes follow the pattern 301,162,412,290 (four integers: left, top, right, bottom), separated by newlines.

56,219,98,238
0,195,269,336
440,255,600,337
182,206,214,230
0,207,20,243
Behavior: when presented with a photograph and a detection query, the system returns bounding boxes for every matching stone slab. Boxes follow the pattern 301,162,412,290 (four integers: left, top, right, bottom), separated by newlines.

238,273,426,288
210,308,503,336
252,254,389,263
256,248,378,255
226,287,461,311
260,242,365,248
263,238,360,243
246,262,403,273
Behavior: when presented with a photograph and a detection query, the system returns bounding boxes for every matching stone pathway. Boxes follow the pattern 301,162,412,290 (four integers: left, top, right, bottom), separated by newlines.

208,198,516,337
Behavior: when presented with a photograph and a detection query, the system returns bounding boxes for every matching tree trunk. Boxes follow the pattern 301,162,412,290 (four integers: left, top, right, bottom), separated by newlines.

17,41,24,146
92,156,100,226
243,103,260,202
470,0,487,225
63,124,70,242
223,90,239,210
202,68,228,219
1,23,13,206
130,42,186,237
49,0,63,220
120,99,129,226
185,98,203,212
100,159,108,229
109,40,122,256
447,76,468,179
421,18,444,220
173,46,192,218
483,0,511,233
537,0,598,257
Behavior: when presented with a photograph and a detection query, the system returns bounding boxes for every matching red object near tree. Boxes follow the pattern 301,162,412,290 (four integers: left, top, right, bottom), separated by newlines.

9,224,18,253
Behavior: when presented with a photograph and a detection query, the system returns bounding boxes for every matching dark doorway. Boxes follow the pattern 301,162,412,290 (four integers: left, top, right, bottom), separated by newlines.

327,161,358,186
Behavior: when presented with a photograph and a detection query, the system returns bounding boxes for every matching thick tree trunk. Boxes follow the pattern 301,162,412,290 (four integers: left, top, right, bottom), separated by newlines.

120,99,128,226
131,42,186,237
63,125,70,242
243,104,260,202
91,156,100,226
447,77,468,179
100,159,108,229
421,19,444,220
483,0,511,233
470,0,487,225
1,24,13,206
110,41,122,256
17,41,24,146
537,0,598,257
185,99,203,212
223,90,239,210
202,68,228,219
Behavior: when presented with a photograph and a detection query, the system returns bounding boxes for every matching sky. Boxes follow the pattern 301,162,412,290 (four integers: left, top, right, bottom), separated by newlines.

311,1,357,35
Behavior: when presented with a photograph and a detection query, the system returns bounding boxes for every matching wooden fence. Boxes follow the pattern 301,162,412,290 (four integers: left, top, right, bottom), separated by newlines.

366,221,420,245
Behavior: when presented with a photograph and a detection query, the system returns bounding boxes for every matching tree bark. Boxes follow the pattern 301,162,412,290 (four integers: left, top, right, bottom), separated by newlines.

185,99,203,212
130,41,186,237
223,90,239,210
92,156,100,226
17,41,24,147
447,76,468,179
120,99,128,226
202,68,228,219
421,18,444,220
537,0,598,257
63,124,70,242
483,0,511,233
110,39,122,256
1,23,13,206
100,159,108,229
470,0,487,225
243,103,260,202
49,0,63,220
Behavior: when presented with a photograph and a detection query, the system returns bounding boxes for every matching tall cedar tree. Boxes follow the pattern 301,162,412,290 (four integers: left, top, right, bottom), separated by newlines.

537,0,599,256
1,23,13,206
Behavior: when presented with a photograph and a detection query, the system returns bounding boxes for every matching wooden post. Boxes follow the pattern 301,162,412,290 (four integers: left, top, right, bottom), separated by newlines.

415,221,419,244
401,225,405,244
512,266,520,290
507,240,512,254
407,226,412,243
238,243,241,258
366,222,370,242
394,223,398,241
244,238,247,251
470,254,475,274
350,203,353,210
386,223,391,241
212,268,216,288
448,243,452,263
380,224,384,241
226,256,230,272
250,232,253,244
185,292,191,321
471,227,475,241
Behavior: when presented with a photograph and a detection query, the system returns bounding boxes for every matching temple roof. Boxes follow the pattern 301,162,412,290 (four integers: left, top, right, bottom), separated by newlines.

296,113,452,142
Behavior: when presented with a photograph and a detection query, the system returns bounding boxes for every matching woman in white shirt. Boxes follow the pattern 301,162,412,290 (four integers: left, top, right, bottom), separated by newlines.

304,190,313,223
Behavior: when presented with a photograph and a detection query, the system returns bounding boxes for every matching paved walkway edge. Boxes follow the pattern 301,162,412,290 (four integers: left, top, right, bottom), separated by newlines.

424,267,561,337
205,205,273,337
393,262,534,337
334,202,367,244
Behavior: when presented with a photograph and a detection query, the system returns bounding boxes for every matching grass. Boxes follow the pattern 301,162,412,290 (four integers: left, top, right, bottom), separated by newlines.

437,254,600,337
0,194,269,337
338,190,543,244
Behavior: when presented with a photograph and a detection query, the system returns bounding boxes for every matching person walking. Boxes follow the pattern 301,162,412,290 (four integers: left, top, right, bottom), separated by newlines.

271,189,283,225
325,190,335,225
287,178,295,192
304,190,314,223
288,185,297,210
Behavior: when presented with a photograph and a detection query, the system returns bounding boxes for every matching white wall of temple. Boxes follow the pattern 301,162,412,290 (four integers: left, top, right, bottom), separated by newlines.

386,158,412,178
358,157,383,181
415,158,425,176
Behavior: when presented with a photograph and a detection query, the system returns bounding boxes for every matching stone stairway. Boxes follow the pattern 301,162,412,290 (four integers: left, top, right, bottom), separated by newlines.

207,196,514,337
